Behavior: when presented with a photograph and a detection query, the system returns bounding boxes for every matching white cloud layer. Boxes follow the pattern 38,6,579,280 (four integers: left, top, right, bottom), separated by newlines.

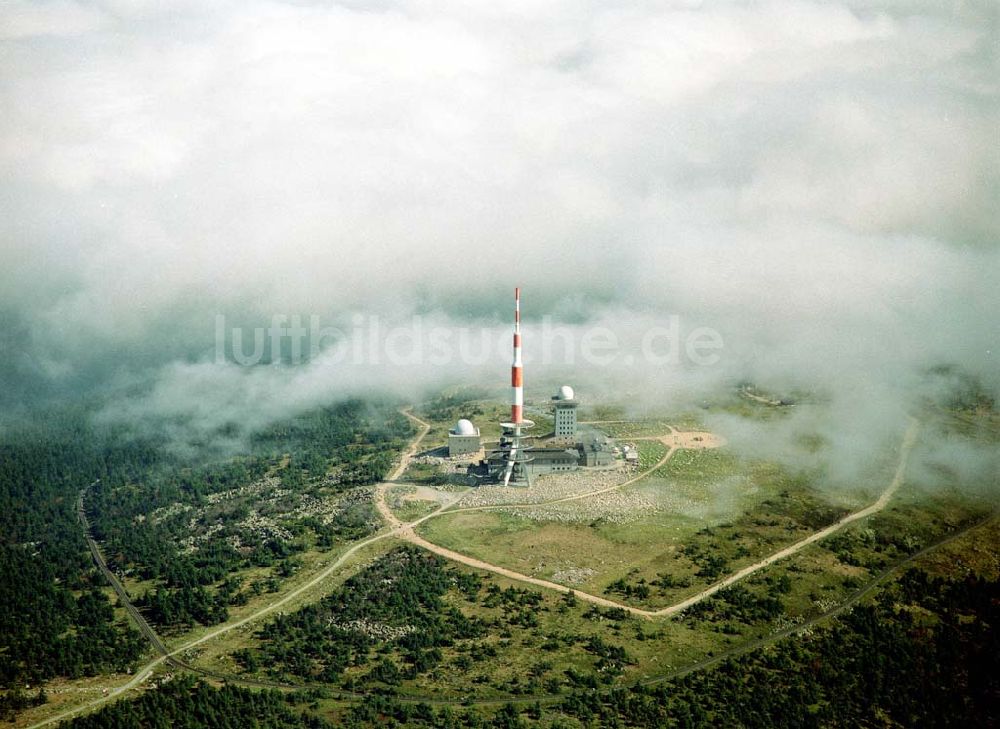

1,1,997,480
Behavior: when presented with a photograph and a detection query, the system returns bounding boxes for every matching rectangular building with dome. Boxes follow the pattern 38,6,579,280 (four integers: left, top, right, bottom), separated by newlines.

552,384,578,441
447,418,481,457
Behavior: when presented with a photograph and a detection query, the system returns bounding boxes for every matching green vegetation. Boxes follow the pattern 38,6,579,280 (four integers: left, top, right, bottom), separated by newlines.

420,388,493,422
651,446,739,482
416,392,553,448
387,486,445,522
634,440,668,468
0,397,409,721
417,447,856,608
62,675,332,729
229,546,677,701
0,407,152,690
401,462,452,486
582,403,626,421
237,546,486,685
553,568,1000,728
55,556,1000,728
600,420,692,438
0,686,47,722
264,559,1000,726
7,391,998,727
87,400,410,630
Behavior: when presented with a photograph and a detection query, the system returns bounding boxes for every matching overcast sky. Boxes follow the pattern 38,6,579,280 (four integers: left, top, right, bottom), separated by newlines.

1,1,997,477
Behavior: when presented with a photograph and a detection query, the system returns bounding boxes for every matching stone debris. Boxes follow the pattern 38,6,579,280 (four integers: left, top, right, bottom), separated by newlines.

328,618,415,641
551,566,597,584
148,501,194,525
205,475,281,505
457,467,631,509
175,482,375,553
504,488,660,525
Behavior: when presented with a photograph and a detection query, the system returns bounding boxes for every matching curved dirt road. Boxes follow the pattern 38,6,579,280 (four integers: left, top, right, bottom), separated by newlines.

28,411,920,726
28,411,434,729
412,425,723,520
378,416,922,619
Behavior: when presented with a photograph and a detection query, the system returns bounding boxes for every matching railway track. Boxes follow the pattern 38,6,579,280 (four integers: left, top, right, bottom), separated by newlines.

75,480,996,711
38,410,987,726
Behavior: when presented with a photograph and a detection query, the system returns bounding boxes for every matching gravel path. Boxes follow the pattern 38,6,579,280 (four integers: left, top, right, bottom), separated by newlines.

379,415,921,620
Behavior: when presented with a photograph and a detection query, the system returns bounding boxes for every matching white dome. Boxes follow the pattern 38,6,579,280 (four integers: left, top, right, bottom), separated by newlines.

557,385,575,400
453,418,477,436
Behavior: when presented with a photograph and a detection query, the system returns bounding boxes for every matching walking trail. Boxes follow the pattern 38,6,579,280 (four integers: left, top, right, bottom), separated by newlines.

26,411,920,727
377,412,921,618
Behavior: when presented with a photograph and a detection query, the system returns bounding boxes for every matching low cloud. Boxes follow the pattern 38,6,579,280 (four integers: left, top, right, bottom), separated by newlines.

1,1,996,485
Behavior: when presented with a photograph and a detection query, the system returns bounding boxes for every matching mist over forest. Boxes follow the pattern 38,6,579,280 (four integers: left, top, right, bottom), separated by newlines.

2,1,997,485
3,6,1000,729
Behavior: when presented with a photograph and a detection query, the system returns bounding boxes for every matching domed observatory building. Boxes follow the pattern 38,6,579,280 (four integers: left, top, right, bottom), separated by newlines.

552,385,578,442
448,418,481,457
